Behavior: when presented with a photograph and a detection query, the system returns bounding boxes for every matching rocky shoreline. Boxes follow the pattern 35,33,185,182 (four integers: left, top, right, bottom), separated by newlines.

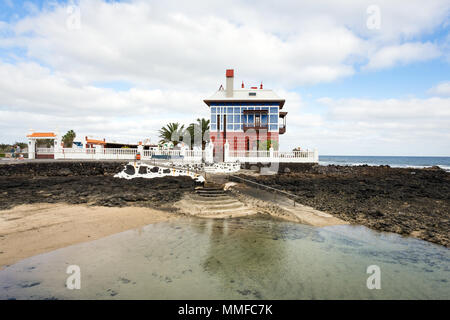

1,161,449,247
237,164,450,247
0,161,196,210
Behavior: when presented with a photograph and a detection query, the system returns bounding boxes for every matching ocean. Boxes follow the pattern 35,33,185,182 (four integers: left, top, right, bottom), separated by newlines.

319,155,450,171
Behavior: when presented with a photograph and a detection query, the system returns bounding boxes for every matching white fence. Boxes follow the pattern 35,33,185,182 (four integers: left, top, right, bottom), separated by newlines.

227,150,317,163
36,148,54,154
55,148,138,160
49,147,318,163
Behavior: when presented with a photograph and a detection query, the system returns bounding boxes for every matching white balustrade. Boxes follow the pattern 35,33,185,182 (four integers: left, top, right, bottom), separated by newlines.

49,147,317,163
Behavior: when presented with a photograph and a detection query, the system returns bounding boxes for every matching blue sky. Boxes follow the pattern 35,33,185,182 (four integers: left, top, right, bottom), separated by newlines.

0,0,449,155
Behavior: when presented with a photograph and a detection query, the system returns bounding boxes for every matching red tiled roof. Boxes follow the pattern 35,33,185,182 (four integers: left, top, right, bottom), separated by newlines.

86,139,106,145
26,132,56,138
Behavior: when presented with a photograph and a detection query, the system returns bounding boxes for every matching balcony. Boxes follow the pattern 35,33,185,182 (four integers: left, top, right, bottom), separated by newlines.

243,110,268,115
279,112,287,134
243,123,269,131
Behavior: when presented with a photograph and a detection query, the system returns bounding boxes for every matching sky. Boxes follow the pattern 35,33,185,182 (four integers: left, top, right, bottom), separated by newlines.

0,0,449,156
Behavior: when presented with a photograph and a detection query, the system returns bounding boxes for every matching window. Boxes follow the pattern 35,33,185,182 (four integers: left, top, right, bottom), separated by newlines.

234,107,240,113
270,107,278,114
227,124,233,130
270,124,278,131
234,115,240,123
234,124,240,130
261,114,268,124
211,124,217,131
211,115,216,124
270,115,278,123
227,107,233,114
211,107,216,113
248,114,254,123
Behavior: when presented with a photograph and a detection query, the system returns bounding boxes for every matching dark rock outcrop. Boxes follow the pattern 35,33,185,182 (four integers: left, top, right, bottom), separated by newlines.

0,161,196,210
237,165,450,247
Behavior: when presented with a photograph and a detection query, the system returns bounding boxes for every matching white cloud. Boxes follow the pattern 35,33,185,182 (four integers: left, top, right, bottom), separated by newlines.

0,61,209,143
281,97,450,155
0,0,449,154
364,42,441,70
428,81,450,96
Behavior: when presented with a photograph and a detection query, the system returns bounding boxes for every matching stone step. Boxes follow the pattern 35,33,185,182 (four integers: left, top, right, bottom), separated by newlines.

195,189,226,194
197,208,259,219
194,192,228,198
189,197,237,205
198,204,250,214
199,202,245,210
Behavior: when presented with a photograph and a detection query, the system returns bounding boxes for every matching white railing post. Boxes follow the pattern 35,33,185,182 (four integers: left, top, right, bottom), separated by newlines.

269,146,274,160
206,142,214,163
224,140,230,162
28,139,35,159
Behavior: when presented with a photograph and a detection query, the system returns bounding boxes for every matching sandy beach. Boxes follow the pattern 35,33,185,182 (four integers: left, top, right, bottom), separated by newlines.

0,203,177,268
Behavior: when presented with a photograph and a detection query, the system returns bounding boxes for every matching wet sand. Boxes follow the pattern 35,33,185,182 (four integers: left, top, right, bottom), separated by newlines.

0,203,178,268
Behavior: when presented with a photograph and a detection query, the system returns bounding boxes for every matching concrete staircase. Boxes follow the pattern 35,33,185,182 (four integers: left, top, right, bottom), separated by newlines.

177,183,258,218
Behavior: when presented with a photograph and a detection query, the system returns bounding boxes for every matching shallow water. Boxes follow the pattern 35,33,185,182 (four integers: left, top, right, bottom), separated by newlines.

1,216,449,299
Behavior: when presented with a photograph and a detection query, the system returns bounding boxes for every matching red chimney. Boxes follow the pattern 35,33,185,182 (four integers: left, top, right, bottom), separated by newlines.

241,81,244,88
260,82,263,89
226,69,234,97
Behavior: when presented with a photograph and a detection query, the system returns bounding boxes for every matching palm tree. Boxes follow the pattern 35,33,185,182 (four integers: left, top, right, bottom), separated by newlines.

62,130,76,148
158,122,185,146
187,118,210,150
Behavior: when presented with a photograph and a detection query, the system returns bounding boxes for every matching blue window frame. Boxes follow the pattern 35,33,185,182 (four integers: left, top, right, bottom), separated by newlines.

261,114,268,124
270,115,278,123
270,107,278,114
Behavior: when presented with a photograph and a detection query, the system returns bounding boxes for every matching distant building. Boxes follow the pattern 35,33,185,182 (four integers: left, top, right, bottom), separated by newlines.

204,69,287,161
